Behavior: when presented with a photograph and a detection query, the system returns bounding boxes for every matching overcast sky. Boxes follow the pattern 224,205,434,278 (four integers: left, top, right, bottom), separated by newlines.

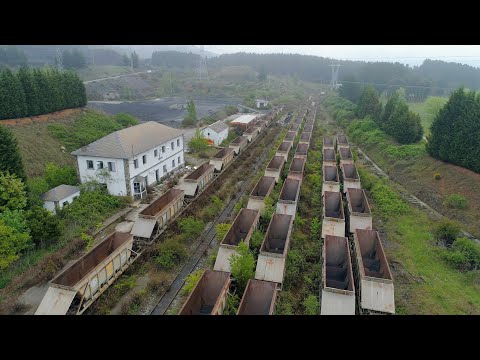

203,45,480,67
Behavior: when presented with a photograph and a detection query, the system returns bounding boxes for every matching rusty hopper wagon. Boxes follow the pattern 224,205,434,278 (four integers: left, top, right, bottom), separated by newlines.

321,235,355,315
214,208,260,272
353,229,395,314
275,141,292,162
295,143,309,159
323,137,335,150
276,177,301,217
177,163,215,197
322,191,346,238
299,132,311,145
243,127,259,143
341,163,361,193
346,188,372,233
323,148,336,166
131,188,185,242
237,279,278,315
247,176,276,212
265,156,285,183
210,147,235,172
35,232,136,315
255,213,294,284
303,124,313,132
228,136,249,155
290,123,300,131
322,165,340,196
287,156,306,184
339,147,354,166
179,270,231,315
284,131,297,144
336,134,349,149
254,120,268,132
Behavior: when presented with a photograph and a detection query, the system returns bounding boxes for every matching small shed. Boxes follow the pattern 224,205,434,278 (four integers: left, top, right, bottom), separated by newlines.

41,185,81,214
200,120,229,146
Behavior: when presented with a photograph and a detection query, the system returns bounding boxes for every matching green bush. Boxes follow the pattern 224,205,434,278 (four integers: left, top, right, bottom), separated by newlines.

182,269,204,295
443,237,480,270
154,239,187,270
434,173,441,180
215,223,231,242
443,194,468,210
250,229,264,254
44,163,78,188
303,294,319,315
370,183,409,216
432,218,462,247
229,242,255,293
178,217,205,240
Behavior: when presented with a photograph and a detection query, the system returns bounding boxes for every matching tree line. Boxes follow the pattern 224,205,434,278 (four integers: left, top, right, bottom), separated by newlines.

346,86,423,144
0,66,87,120
427,87,480,173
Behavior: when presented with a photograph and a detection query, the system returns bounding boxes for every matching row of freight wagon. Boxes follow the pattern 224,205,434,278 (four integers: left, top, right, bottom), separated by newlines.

320,134,395,315
34,108,283,315
178,104,317,315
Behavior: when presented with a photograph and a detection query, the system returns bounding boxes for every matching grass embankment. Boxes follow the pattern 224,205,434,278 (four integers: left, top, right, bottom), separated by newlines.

345,118,480,238
357,164,480,314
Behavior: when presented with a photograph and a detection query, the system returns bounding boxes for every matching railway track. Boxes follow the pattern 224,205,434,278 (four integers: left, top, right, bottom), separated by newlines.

150,125,284,315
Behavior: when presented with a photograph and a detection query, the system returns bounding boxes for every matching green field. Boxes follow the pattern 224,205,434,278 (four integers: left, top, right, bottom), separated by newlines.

408,96,448,136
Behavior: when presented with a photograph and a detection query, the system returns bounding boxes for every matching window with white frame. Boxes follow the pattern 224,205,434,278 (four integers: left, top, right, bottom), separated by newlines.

97,161,104,169
163,165,167,174
108,161,116,172
172,159,175,167
134,159,139,169
177,139,180,147
142,155,147,164
154,149,158,157
87,160,94,169
178,156,181,164
162,146,165,153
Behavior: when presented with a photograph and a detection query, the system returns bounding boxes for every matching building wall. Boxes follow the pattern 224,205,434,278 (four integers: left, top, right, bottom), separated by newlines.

76,155,129,196
201,127,228,146
75,135,185,197
43,190,80,214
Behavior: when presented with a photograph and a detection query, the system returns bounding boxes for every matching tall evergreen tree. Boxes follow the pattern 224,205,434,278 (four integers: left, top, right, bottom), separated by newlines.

427,87,480,172
339,74,362,103
0,68,27,119
17,66,41,116
356,85,383,122
0,125,27,182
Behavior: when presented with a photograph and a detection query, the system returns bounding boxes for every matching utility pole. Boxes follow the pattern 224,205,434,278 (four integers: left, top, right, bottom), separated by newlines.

329,64,342,90
197,45,208,80
56,47,63,72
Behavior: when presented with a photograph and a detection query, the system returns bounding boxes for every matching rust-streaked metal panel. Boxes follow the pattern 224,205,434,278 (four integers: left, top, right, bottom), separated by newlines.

237,279,278,315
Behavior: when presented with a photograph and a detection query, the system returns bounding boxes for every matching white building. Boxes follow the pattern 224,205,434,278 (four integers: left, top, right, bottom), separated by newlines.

41,184,81,214
256,99,269,108
200,120,229,146
71,121,185,199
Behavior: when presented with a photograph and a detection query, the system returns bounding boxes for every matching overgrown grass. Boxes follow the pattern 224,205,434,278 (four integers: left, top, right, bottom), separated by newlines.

359,163,480,314
48,110,139,152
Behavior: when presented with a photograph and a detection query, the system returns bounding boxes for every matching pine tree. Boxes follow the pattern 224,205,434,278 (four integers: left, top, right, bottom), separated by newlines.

427,87,480,172
0,68,27,119
356,85,383,122
17,67,41,116
0,125,27,182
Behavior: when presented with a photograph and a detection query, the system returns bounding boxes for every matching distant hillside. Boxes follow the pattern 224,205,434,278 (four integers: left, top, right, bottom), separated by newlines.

113,45,217,59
